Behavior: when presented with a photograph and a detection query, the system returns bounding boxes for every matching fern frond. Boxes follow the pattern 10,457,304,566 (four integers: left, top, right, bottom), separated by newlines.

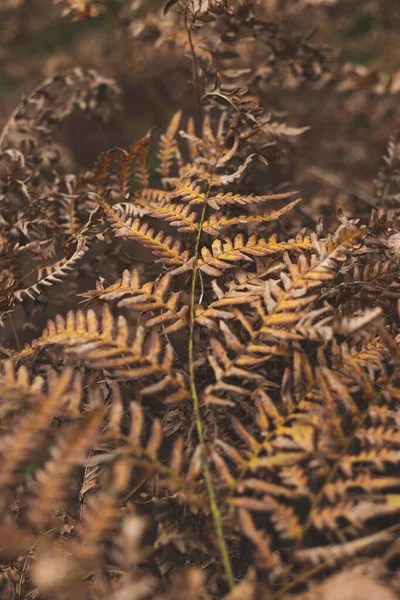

93,133,152,197
117,132,152,196
120,401,203,505
20,305,189,403
59,194,80,236
198,232,314,277
177,154,255,189
147,202,199,233
157,110,182,179
84,269,189,334
375,128,400,206
310,500,400,540
14,236,89,302
205,190,298,211
0,360,45,399
0,361,47,422
28,406,104,529
93,147,121,194
295,529,396,567
202,196,302,235
172,181,206,205
0,369,73,494
75,459,132,566
203,229,362,404
98,195,192,270
238,508,282,572
132,187,171,208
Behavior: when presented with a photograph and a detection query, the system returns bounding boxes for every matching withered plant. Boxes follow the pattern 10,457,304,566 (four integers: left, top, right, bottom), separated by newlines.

0,1,400,599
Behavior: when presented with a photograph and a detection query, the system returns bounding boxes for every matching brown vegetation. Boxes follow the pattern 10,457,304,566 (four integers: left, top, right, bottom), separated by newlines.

0,1,400,598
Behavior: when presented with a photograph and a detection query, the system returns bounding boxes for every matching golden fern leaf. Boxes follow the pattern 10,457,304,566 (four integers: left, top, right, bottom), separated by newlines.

172,181,206,205
211,337,400,581
147,202,199,233
20,305,189,403
195,290,258,330
131,187,171,208
202,196,302,235
174,185,297,209
97,195,192,270
323,474,400,502
203,229,362,405
176,154,256,190
84,269,189,334
278,355,400,558
260,229,363,337
198,232,314,277
203,190,298,210
310,500,400,540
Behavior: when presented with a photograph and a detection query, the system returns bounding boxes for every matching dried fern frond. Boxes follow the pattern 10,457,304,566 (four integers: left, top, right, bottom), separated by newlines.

13,236,90,302
18,304,189,403
2,6,400,596
0,368,73,495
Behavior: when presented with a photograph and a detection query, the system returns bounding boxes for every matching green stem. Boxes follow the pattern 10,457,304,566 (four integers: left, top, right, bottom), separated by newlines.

188,151,235,590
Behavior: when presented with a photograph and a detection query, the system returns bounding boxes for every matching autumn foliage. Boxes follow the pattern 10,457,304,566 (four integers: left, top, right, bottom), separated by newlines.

0,1,400,599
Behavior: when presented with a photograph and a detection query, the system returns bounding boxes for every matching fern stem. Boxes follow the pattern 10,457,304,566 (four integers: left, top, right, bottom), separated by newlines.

188,151,235,590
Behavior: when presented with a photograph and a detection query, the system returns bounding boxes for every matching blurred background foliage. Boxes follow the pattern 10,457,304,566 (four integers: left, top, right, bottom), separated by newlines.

0,0,399,222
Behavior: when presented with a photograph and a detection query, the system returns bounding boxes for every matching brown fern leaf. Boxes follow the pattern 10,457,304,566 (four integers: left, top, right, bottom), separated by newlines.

0,369,73,496
75,459,132,566
157,110,182,179
0,360,45,402
59,194,80,236
28,406,104,529
237,508,283,573
117,131,152,197
92,133,152,198
14,235,89,302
